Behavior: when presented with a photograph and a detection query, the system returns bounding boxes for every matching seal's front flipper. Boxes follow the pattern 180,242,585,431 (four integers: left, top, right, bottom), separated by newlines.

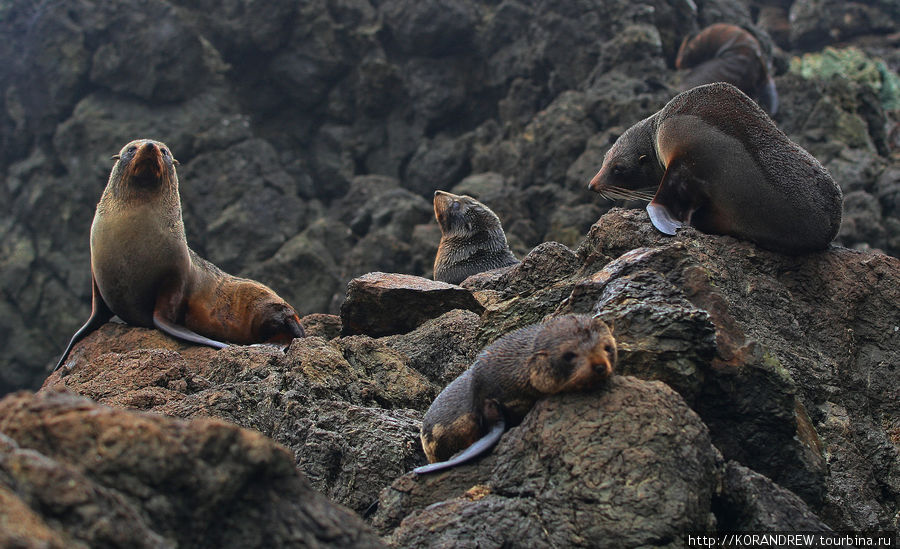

757,76,778,116
647,203,683,235
414,418,506,475
54,274,114,371
648,159,703,235
152,311,229,350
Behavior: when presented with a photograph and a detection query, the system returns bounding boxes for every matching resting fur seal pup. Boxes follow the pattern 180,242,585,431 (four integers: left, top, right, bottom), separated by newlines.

432,190,519,285
676,23,778,115
588,83,842,255
415,314,616,474
55,139,304,370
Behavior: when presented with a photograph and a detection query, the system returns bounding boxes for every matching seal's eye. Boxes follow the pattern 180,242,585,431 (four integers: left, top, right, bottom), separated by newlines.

562,351,577,363
612,165,623,176
604,344,614,355
162,148,170,157
127,145,137,154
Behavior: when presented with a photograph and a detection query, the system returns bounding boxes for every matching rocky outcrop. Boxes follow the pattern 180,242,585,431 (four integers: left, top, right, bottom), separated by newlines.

39,302,487,517
0,0,898,544
375,377,721,546
29,209,899,543
2,0,899,393
0,390,384,548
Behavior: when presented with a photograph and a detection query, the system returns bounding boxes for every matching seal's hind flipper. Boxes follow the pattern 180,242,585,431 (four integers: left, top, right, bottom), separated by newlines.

54,274,114,371
152,311,229,350
648,159,704,235
413,418,506,475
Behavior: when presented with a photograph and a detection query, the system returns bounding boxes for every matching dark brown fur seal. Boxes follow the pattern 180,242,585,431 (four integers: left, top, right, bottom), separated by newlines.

588,83,842,255
415,314,616,474
676,23,778,115
55,139,304,370
432,190,519,285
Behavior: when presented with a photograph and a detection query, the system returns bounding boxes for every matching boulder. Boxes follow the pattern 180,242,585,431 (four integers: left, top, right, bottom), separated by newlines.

0,390,384,548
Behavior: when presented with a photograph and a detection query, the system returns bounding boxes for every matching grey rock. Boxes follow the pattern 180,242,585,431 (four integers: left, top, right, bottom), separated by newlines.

0,390,385,548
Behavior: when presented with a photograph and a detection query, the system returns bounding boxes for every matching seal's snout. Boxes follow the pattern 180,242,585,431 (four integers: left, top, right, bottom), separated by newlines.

588,168,604,192
594,357,613,378
128,141,165,184
589,342,615,379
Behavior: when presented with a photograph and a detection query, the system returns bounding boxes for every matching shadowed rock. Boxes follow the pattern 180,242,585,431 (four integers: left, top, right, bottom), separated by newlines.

0,391,384,548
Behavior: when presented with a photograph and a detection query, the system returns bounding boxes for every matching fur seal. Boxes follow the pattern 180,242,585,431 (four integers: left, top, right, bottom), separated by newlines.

675,23,778,115
588,83,843,255
432,190,519,285
55,139,304,370
415,314,616,474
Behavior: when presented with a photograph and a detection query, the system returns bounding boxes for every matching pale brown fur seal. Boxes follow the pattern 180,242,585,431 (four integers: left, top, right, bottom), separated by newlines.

588,83,842,255
432,190,519,285
676,23,778,115
55,139,304,370
415,314,616,474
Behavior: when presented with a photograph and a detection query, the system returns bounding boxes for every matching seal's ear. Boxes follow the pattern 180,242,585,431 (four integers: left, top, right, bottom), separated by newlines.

526,350,556,392
111,154,120,161
173,158,180,166
591,313,613,335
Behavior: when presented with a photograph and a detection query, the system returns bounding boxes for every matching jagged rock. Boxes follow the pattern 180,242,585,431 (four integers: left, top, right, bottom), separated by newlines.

380,309,482,386
40,323,432,516
790,0,899,50
571,209,900,528
716,461,831,531
1,0,899,541
3,0,899,397
373,377,719,545
0,391,384,548
299,313,342,340
340,272,484,337
468,242,584,347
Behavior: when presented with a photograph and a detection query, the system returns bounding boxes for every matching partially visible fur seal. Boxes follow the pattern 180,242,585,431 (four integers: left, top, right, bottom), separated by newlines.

432,190,519,285
676,23,778,115
588,83,842,255
55,139,304,370
415,314,616,474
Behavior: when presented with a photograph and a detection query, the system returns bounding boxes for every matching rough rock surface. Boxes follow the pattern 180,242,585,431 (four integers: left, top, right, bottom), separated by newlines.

376,377,720,547
27,208,899,544
2,0,899,393
340,272,484,337
40,305,486,518
0,0,899,545
0,390,384,548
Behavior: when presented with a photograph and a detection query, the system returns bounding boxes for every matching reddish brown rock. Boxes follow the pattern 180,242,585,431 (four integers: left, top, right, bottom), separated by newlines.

340,272,484,337
41,324,433,516
299,313,342,339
